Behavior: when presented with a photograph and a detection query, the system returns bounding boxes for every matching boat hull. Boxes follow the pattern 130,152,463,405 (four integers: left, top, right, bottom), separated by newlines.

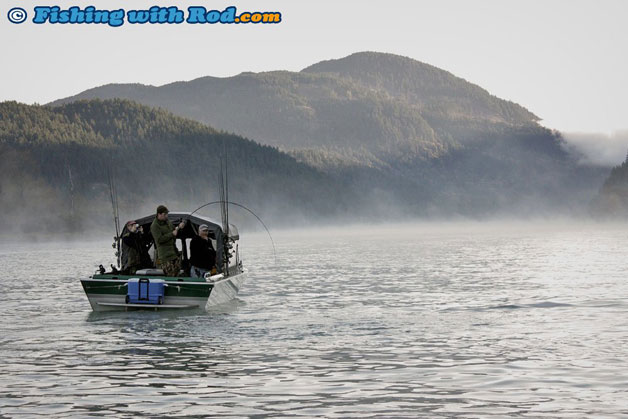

81,272,246,311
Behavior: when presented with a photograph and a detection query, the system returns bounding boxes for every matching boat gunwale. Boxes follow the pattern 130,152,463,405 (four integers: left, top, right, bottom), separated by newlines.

83,278,213,286
83,271,245,285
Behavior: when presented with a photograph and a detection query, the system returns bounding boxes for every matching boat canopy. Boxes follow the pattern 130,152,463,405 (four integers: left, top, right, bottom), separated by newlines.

120,212,238,274
130,212,239,240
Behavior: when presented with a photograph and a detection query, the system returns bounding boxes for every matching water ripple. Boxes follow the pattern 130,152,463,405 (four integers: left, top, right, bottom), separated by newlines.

2,224,628,417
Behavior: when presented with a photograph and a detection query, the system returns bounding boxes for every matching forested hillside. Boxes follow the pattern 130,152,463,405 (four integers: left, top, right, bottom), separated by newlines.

303,52,538,125
0,100,358,234
50,52,545,166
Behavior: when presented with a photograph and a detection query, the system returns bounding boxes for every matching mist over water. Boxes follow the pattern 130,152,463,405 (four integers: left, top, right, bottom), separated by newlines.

2,222,628,417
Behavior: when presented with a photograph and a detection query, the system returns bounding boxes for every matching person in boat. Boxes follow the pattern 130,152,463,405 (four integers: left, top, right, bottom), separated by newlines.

150,205,185,277
121,220,151,275
189,224,217,278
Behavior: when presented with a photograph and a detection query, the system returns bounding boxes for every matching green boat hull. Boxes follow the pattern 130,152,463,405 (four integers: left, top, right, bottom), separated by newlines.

81,272,246,311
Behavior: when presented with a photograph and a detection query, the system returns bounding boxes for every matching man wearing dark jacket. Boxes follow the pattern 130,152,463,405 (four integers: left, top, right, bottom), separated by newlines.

121,220,151,274
190,224,216,278
150,205,185,277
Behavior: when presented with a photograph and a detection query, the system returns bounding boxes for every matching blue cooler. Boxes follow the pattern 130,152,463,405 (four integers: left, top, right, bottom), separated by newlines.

126,278,166,304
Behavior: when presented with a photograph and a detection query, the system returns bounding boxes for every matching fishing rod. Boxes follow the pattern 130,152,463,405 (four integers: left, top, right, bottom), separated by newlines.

194,142,276,273
190,200,277,265
222,146,229,236
218,152,230,276
224,145,229,237
106,161,121,268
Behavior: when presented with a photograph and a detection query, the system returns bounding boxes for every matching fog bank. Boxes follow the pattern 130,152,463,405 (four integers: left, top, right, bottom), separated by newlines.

562,131,628,167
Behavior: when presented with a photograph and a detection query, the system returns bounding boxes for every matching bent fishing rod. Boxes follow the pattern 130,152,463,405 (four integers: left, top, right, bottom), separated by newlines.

189,201,277,265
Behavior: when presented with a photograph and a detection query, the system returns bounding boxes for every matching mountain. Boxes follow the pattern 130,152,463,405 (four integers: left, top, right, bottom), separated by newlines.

0,100,361,234
48,51,607,217
302,52,538,125
50,52,540,164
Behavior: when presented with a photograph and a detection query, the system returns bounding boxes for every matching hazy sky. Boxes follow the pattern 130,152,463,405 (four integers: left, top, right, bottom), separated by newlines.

1,0,626,135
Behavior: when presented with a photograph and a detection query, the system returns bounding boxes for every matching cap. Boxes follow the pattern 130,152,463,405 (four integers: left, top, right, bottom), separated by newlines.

126,220,137,227
156,205,169,214
199,224,209,231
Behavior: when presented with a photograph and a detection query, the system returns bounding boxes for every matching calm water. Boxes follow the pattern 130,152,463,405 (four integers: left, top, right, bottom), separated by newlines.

1,222,628,417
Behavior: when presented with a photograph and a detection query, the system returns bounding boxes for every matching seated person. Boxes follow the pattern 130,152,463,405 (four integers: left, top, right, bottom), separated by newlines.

190,224,216,278
122,220,152,274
